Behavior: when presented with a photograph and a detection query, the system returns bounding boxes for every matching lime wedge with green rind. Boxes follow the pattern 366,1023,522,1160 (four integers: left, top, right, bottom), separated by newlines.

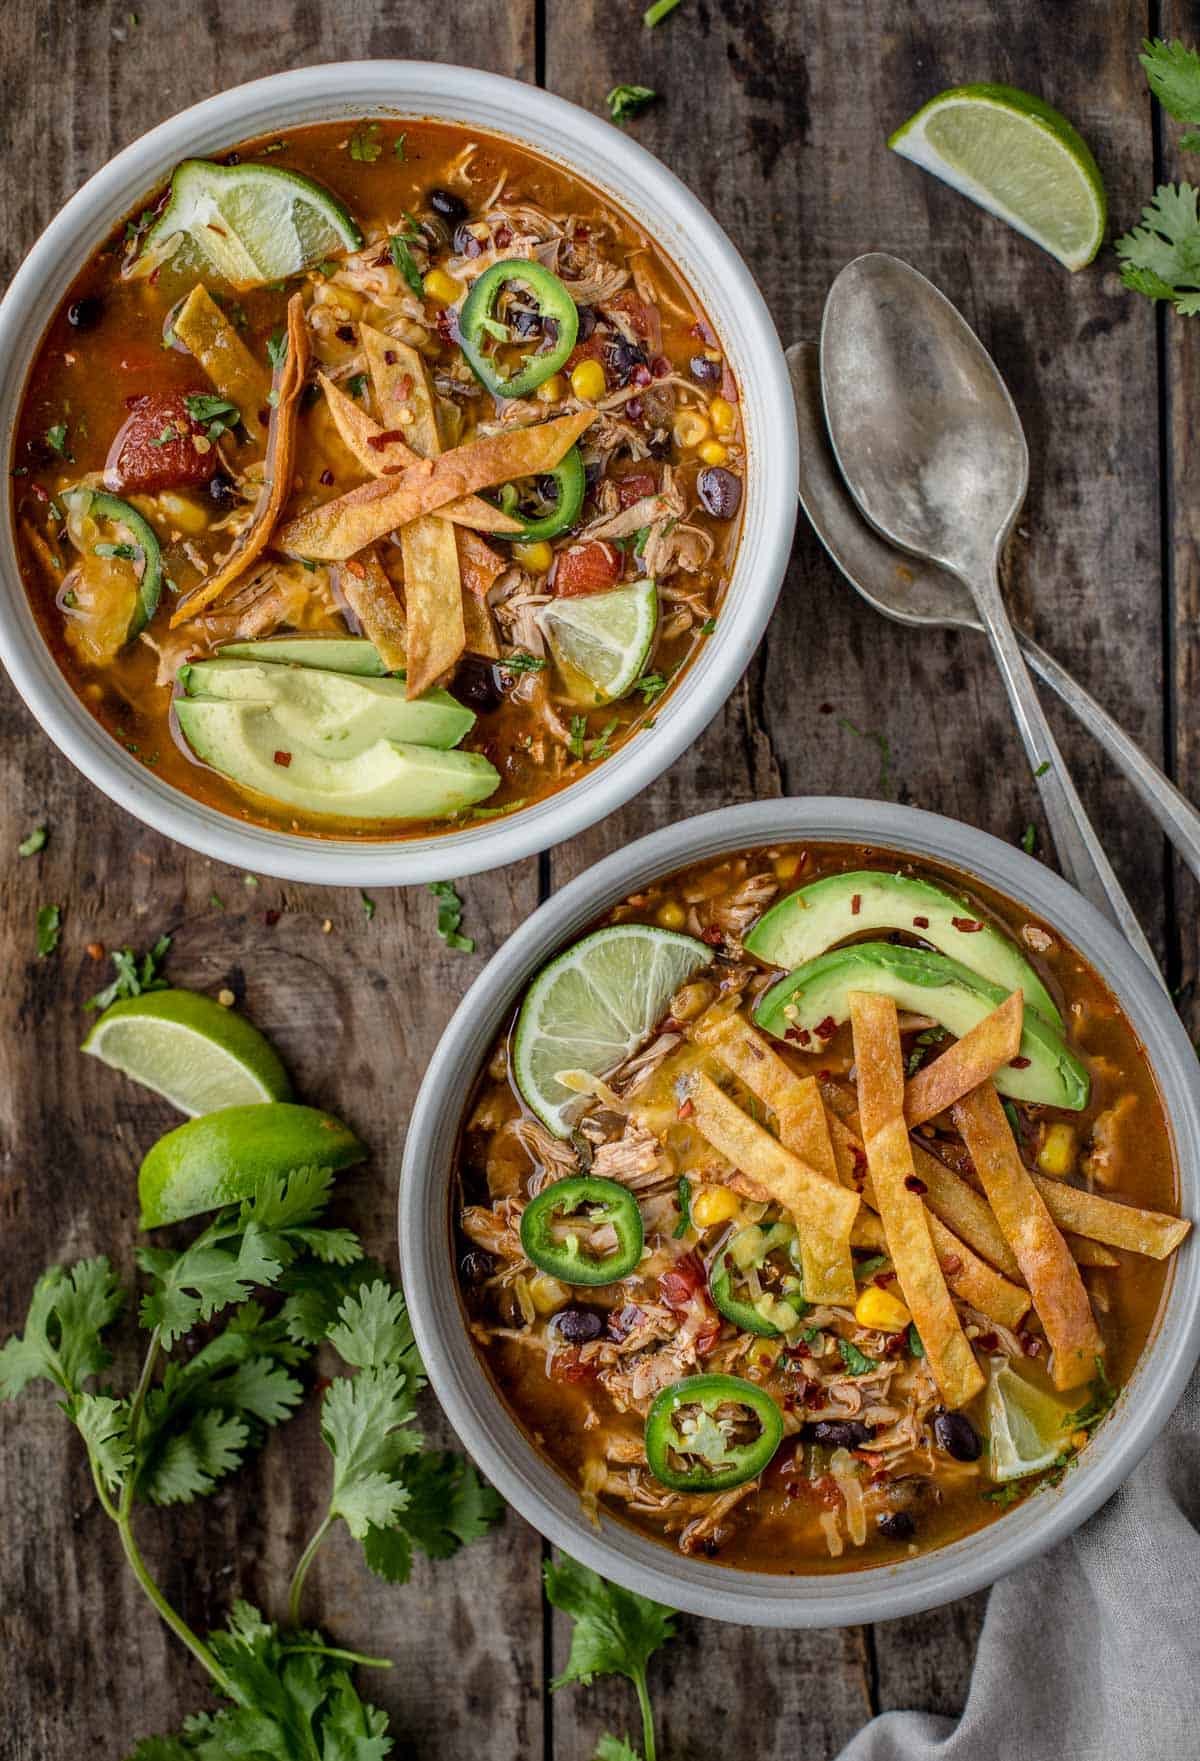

513,923,714,1138
986,1361,1076,1482
889,84,1106,271
84,988,291,1116
536,579,658,704
129,159,362,287
138,1101,366,1228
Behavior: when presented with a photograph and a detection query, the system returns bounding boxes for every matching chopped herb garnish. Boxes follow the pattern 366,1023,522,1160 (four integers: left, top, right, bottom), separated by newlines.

266,330,288,373
1021,822,1037,855
982,1481,1024,1508
45,423,71,460
243,873,260,888
94,542,142,563
346,373,368,400
802,1326,823,1347
699,617,717,634
837,1337,877,1376
18,825,47,857
1002,1099,1022,1138
1065,1357,1118,1436
148,426,178,448
389,233,424,299
589,718,620,762
394,132,408,160
904,1024,948,1076
348,121,383,163
1034,759,1051,777
501,652,547,675
183,392,241,440
429,881,474,953
84,933,171,1011
36,904,61,957
644,0,683,22
361,891,377,921
606,85,658,127
672,1175,693,1240
853,1255,890,1282
209,894,224,912
633,671,669,703
907,1324,924,1359
568,715,588,759
315,258,340,277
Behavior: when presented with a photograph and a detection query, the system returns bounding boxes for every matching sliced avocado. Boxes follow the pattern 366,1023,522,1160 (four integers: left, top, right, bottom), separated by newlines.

216,636,392,675
753,941,1088,1111
745,869,1062,1031
175,697,499,820
181,658,472,755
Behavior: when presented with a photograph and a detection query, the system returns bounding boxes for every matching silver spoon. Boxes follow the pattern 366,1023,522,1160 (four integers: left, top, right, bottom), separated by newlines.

787,340,1200,888
820,253,1164,981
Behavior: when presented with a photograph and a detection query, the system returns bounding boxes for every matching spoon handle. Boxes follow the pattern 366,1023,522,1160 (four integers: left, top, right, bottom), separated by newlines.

968,561,1166,986
1022,637,1200,885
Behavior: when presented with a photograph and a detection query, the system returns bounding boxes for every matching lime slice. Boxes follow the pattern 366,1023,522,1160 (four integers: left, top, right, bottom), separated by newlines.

513,924,714,1137
138,1101,366,1228
536,579,658,704
889,85,1106,271
129,159,362,287
985,1362,1075,1482
83,988,291,1116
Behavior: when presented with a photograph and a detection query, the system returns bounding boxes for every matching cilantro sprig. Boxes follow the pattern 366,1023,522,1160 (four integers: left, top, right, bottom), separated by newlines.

544,1553,677,1761
85,931,171,1010
429,879,474,952
1117,41,1200,312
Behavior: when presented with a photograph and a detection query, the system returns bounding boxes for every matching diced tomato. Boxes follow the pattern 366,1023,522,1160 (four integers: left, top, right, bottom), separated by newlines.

553,541,623,597
548,1347,595,1384
564,334,607,376
606,290,663,353
106,390,217,495
658,1252,705,1311
616,470,658,508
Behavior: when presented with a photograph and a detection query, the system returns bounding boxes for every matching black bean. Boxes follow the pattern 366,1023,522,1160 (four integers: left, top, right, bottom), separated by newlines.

459,1250,494,1284
697,466,742,521
576,305,598,342
509,307,543,337
689,353,721,384
800,1419,875,1449
207,472,238,508
932,1409,982,1462
67,297,102,331
606,336,647,386
453,222,483,258
429,187,468,224
886,1474,941,1513
877,1510,915,1541
450,654,504,716
554,1308,603,1344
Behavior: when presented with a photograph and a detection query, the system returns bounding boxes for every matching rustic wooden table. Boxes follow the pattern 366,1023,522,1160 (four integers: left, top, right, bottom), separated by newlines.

2,2,1196,1754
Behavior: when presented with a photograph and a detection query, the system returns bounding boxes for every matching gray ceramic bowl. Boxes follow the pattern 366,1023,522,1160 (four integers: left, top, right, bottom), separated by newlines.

399,798,1200,1626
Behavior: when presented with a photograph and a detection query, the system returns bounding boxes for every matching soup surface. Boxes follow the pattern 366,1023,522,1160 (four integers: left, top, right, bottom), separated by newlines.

11,121,741,838
456,843,1188,1571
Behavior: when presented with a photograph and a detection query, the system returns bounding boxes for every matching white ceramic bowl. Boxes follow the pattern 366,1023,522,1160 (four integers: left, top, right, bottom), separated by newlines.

400,799,1200,1626
0,64,797,885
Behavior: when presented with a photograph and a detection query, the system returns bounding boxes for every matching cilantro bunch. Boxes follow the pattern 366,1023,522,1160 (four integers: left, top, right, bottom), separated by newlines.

0,1162,502,1756
1117,39,1200,313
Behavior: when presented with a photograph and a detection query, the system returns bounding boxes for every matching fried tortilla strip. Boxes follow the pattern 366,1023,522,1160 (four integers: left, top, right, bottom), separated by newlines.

850,993,985,1408
172,294,310,626
339,548,406,672
1068,1236,1119,1269
953,1083,1103,1391
361,331,464,697
1031,1170,1190,1259
910,1143,1021,1279
457,529,502,658
904,992,1024,1128
686,1071,859,1306
172,284,270,446
277,409,595,561
826,1112,1031,1331
318,375,521,534
695,1013,855,1303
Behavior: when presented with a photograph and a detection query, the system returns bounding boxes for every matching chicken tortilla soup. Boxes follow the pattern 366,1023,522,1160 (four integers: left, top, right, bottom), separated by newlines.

10,122,742,837
456,844,1188,1570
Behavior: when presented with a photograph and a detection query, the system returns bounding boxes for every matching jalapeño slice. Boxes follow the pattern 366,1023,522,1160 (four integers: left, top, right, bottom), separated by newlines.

63,488,163,642
519,1174,643,1286
708,1222,810,1338
459,259,579,398
644,1373,784,1493
489,446,586,541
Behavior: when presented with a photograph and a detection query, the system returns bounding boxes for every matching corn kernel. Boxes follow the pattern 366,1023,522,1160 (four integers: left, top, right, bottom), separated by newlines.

155,490,209,534
537,373,567,404
529,1272,570,1316
773,853,801,880
673,409,711,449
692,1185,740,1228
513,539,553,573
423,267,464,307
570,359,607,402
1037,1123,1077,1178
854,1285,911,1332
698,440,729,467
709,396,736,436
656,900,687,930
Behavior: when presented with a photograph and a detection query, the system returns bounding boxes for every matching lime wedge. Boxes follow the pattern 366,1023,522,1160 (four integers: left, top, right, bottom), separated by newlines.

889,85,1106,271
138,1101,366,1228
129,159,362,287
536,579,658,704
513,924,713,1137
83,988,291,1116
985,1362,1075,1481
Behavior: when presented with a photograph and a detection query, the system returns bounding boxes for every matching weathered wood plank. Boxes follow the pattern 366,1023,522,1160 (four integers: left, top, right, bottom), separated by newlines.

0,5,542,1758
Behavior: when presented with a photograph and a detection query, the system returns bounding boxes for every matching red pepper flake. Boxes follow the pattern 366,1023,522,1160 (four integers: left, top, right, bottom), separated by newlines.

367,428,408,450
700,925,724,948
904,1174,927,1194
912,915,930,929
677,1098,695,1120
939,1253,963,1277
883,1330,908,1358
976,1332,1000,1353
802,1381,826,1409
850,894,862,916
815,1015,837,1039
872,1269,897,1287
319,468,334,486
785,1025,813,1046
952,916,984,933
273,750,292,768
264,909,281,927
335,324,355,343
384,348,398,365
1009,1055,1032,1070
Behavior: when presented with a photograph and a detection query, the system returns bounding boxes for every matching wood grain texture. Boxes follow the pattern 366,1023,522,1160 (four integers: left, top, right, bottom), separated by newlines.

0,1,1188,1756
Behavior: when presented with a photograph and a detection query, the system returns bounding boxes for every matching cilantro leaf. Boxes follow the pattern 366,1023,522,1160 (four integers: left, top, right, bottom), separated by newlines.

345,372,368,399
73,1391,134,1493
1066,1356,1118,1435
18,824,47,856
37,902,61,956
348,121,383,162
322,1364,423,1537
85,932,171,1010
596,1738,644,1761
644,0,683,22
389,232,424,298
837,1337,878,1375
0,1257,125,1400
276,1255,389,1346
327,1280,423,1378
568,714,588,759
606,86,657,127
544,1554,676,1761
1116,182,1200,315
45,421,72,459
429,880,474,952
1139,38,1200,123
360,1451,504,1582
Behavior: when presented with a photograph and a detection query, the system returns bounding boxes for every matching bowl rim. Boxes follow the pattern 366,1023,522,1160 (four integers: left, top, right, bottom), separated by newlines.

399,797,1200,1626
0,60,797,886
